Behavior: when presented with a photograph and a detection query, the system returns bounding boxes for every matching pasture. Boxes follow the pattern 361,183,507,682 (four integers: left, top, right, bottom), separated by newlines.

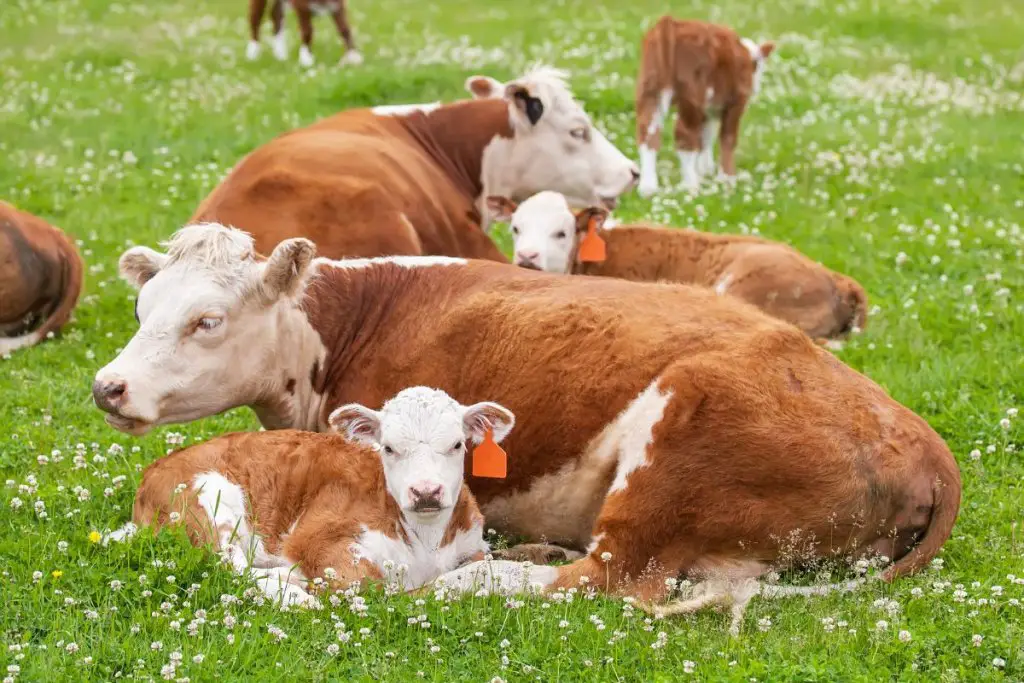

1,0,1022,679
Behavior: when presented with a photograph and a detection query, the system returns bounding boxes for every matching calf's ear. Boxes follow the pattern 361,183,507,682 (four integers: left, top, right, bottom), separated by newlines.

260,238,316,301
465,75,504,99
119,247,169,289
486,196,518,221
329,404,382,444
462,402,516,444
574,206,608,234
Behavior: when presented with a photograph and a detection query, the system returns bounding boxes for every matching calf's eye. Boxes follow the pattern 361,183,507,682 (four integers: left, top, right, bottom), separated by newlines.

453,441,464,452
554,231,567,239
511,226,519,235
382,445,394,455
195,317,223,333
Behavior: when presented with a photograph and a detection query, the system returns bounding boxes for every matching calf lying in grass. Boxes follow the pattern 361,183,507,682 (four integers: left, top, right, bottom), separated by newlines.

490,191,867,340
106,387,514,607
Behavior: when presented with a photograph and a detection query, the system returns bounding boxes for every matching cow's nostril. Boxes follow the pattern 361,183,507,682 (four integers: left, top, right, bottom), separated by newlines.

92,379,127,410
630,168,641,182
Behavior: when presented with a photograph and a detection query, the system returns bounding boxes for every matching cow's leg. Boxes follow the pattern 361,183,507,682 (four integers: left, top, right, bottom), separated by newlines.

491,543,584,564
697,117,719,177
673,96,705,192
718,99,748,180
270,0,288,61
635,87,672,197
247,0,268,60
332,2,362,65
282,516,384,592
293,2,316,67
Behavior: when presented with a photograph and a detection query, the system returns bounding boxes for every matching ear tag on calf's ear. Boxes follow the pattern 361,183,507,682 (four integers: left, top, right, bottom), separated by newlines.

577,216,607,263
472,429,507,479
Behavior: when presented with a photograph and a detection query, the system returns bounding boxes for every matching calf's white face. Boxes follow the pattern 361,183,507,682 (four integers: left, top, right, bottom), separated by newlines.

92,224,315,435
468,67,639,213
330,388,514,517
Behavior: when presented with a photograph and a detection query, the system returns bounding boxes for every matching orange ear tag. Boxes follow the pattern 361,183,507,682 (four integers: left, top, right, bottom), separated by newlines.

577,217,607,263
471,429,507,479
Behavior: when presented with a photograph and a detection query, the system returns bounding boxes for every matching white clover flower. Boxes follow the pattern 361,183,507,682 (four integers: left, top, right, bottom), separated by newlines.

898,630,911,642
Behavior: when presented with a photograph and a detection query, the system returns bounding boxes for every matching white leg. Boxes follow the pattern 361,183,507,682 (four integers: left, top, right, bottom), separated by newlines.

271,30,288,60
637,145,659,197
434,559,557,596
698,120,718,177
678,150,701,192
253,567,319,608
339,49,363,66
298,44,314,67
245,40,262,61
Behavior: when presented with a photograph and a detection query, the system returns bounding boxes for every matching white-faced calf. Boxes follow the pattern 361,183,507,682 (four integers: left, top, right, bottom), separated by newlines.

106,387,513,607
0,201,83,355
490,191,867,340
247,0,362,68
636,16,775,195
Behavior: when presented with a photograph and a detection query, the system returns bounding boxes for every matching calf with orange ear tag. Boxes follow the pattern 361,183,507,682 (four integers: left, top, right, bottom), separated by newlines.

572,206,608,267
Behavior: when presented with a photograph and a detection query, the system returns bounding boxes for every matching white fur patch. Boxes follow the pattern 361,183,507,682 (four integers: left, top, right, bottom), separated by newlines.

637,144,659,197
352,520,487,590
714,272,734,295
271,31,288,61
607,381,674,494
434,559,557,595
679,150,701,191
371,102,441,116
298,45,314,68
320,255,467,271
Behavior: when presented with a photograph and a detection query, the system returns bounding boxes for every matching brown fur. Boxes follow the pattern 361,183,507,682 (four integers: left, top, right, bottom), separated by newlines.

636,16,774,174
0,201,84,349
132,430,483,590
279,258,958,598
567,214,867,339
192,100,512,261
249,0,357,58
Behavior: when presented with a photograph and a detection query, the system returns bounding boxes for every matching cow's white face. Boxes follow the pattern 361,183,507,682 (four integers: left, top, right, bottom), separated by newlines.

330,388,514,518
92,224,315,435
741,39,775,97
469,67,639,215
488,191,607,274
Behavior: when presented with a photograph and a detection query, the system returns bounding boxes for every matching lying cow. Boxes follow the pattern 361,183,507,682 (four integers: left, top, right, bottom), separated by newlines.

246,0,362,68
191,66,639,261
93,223,959,612
489,191,867,340
105,387,513,606
0,201,84,355
636,16,775,195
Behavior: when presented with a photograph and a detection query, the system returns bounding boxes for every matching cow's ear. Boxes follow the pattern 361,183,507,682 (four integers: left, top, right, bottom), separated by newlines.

574,206,608,234
119,247,168,289
504,84,544,125
465,75,503,99
462,402,515,445
329,404,382,444
759,41,776,59
486,196,518,221
260,238,316,301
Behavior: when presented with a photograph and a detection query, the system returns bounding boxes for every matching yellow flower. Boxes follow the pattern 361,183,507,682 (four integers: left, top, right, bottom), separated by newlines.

51,570,63,579
88,531,102,544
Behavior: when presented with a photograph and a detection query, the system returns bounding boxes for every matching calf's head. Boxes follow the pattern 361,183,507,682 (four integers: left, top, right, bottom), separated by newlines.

92,223,316,435
740,38,775,96
488,191,608,274
329,387,514,517
467,67,639,212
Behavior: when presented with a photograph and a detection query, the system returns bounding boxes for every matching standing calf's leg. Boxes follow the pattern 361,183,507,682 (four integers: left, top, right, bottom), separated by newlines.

247,0,269,60
698,118,719,177
635,88,673,197
673,97,706,192
270,0,288,61
718,101,748,179
293,2,316,67
332,3,363,65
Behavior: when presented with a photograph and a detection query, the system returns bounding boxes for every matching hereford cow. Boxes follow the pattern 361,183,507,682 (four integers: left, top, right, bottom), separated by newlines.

0,201,84,355
247,0,362,68
636,17,775,195
191,67,639,262
105,387,513,607
93,224,959,615
489,191,867,340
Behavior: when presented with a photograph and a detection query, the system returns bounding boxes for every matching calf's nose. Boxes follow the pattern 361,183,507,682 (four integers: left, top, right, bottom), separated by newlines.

515,251,540,267
409,482,444,511
92,378,128,412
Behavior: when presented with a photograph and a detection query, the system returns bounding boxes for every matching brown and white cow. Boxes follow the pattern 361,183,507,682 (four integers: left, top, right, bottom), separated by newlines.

191,67,639,261
636,17,775,195
489,191,867,340
247,0,362,68
93,224,959,617
0,201,84,355
105,387,513,607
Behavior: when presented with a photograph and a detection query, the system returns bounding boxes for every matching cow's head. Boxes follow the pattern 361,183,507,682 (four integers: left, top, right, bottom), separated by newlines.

488,191,608,274
329,387,514,517
740,39,775,96
466,66,639,217
92,224,316,435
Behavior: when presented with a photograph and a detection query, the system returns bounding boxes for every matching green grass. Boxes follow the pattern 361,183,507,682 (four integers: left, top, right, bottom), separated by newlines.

1,0,1023,679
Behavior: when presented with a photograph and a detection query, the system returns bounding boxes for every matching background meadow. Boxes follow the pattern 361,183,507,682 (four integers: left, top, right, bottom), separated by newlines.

1,0,1022,679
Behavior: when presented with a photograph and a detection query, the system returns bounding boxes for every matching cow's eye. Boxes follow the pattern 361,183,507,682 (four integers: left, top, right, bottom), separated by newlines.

452,441,464,452
195,317,223,333
554,231,567,239
570,126,591,142
382,445,394,455
511,226,519,236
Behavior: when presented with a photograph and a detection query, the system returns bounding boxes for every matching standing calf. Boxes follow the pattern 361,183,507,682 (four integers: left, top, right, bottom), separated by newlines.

106,387,513,607
636,16,774,195
247,0,362,68
0,201,83,355
490,191,867,340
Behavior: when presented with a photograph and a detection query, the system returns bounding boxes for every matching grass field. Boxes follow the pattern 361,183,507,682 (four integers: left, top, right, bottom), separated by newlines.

1,0,1023,679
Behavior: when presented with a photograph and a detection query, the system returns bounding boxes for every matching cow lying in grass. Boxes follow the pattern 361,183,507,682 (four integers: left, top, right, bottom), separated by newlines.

192,66,639,261
93,223,959,616
489,191,867,340
105,387,513,607
0,201,83,355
